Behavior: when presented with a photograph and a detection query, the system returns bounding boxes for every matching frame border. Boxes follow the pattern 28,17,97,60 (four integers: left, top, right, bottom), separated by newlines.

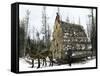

11,2,98,73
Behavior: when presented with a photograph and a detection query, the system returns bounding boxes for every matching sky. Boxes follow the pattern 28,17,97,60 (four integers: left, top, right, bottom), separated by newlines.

19,4,96,40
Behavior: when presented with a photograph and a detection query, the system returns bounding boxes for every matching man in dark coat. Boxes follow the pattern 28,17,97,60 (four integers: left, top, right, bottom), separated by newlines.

67,47,73,66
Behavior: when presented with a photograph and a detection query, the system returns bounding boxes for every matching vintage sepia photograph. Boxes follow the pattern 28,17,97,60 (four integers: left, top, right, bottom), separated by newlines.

18,3,97,72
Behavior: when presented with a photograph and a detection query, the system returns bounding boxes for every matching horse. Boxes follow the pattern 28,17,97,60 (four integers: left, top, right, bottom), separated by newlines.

38,49,53,67
25,47,37,68
25,47,53,68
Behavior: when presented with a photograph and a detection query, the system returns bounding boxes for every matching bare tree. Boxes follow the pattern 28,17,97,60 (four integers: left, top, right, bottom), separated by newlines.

78,17,81,25
41,6,51,48
66,16,70,23
71,16,75,24
47,25,51,48
90,9,96,55
23,9,31,57
87,9,96,56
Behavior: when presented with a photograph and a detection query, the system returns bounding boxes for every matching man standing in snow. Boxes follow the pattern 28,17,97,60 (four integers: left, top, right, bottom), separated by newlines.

67,47,73,66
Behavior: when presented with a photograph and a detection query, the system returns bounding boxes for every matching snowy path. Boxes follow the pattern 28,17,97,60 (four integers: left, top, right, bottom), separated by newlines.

19,58,96,71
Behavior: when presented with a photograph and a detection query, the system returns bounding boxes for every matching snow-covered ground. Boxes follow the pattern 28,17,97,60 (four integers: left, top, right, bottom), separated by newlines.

19,57,96,72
